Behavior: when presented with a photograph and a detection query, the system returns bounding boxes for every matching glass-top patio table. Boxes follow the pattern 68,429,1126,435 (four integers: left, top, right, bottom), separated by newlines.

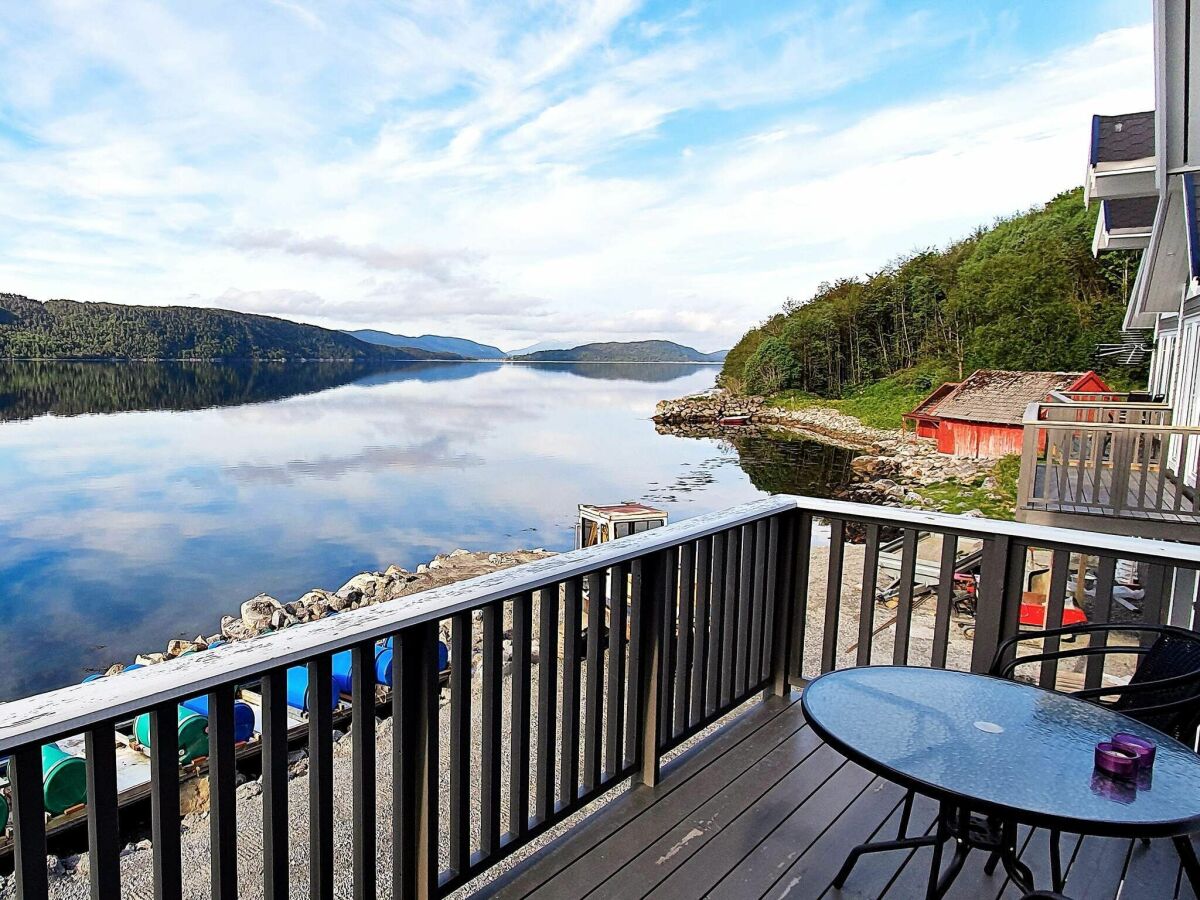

802,666,1200,899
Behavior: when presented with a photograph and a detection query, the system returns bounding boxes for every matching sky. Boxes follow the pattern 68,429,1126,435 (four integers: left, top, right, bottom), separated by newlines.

0,1,1155,353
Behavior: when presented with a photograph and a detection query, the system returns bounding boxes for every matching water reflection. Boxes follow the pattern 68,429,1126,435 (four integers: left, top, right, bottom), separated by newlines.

0,361,846,699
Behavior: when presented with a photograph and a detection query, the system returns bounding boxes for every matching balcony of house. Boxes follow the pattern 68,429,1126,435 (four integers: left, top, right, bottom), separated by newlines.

1015,398,1200,542
0,496,1198,900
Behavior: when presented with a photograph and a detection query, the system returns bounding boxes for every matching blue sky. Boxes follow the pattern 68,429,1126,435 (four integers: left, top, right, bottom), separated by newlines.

0,1,1154,351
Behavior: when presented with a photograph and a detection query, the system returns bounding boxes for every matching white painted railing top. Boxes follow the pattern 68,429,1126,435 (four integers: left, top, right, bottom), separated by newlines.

0,494,1196,751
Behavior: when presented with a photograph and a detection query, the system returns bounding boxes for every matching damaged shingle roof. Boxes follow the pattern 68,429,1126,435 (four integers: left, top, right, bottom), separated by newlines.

1104,195,1158,230
928,371,1088,425
1091,111,1155,163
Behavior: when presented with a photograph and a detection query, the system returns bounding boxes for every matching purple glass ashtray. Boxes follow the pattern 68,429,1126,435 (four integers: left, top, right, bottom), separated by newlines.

1112,733,1156,769
1095,742,1140,780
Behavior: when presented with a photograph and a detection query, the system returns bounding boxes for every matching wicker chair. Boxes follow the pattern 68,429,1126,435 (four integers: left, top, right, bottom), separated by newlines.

988,623,1200,742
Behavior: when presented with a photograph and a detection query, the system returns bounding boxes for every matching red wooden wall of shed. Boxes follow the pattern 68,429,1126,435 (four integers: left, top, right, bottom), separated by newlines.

935,420,1023,458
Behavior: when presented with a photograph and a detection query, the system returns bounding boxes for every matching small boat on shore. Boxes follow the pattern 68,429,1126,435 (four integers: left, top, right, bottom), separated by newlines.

717,414,751,426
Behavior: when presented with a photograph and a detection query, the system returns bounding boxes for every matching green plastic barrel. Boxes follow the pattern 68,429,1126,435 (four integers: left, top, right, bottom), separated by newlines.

134,706,209,764
41,744,87,815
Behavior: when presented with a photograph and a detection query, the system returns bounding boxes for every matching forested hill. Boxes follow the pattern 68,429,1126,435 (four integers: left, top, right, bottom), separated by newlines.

722,188,1139,396
0,294,458,361
514,340,727,362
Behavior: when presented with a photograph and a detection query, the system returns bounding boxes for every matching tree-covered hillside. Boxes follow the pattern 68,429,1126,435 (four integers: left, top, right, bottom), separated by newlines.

0,294,458,361
722,189,1140,397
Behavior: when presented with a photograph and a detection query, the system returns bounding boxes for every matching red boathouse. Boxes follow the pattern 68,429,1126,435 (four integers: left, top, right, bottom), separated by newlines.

903,369,1113,458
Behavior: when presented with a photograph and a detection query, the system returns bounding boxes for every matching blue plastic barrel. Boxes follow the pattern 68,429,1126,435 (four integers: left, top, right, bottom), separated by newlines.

180,696,256,743
374,647,394,687
332,649,354,694
382,637,449,671
332,645,396,691
286,666,339,713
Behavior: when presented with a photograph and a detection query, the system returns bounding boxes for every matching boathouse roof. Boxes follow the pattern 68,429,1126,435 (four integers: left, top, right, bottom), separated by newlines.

918,370,1101,425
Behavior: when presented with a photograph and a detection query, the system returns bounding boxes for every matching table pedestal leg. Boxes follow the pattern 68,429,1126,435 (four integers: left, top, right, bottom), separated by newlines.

1174,835,1200,894
832,801,1037,899
1049,829,1063,893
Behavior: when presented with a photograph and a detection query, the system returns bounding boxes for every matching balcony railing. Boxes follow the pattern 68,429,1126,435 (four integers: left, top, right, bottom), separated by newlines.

0,495,1195,899
1017,400,1200,539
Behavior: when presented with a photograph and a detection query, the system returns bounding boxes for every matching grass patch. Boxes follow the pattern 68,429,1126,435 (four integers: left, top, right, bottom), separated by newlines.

916,454,1020,520
767,362,955,430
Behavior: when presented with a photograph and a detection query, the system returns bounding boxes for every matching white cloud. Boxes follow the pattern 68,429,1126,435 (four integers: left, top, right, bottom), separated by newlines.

0,3,1154,350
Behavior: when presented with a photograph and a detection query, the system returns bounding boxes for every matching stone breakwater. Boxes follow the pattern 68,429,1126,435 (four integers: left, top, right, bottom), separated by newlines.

653,389,888,449
654,390,994,508
94,548,556,675
837,438,993,509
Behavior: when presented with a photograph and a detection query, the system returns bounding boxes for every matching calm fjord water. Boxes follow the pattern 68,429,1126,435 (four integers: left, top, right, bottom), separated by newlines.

0,361,851,700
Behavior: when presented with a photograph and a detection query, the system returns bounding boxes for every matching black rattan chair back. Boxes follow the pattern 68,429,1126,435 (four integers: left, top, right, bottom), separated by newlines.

1116,630,1200,738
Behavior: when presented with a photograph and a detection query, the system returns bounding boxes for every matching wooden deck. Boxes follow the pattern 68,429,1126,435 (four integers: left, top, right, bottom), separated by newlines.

482,692,1197,900
1020,462,1200,540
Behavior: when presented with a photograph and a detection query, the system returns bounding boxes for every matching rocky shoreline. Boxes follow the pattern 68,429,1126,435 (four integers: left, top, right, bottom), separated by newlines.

653,389,885,449
95,548,555,675
654,389,995,510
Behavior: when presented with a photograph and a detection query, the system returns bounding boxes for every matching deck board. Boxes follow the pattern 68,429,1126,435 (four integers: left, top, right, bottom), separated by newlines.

475,693,1191,900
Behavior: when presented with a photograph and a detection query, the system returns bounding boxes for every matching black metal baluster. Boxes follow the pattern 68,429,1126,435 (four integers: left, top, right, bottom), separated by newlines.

931,534,957,670
893,529,918,666
770,513,797,696
209,683,239,900
1085,556,1118,690
85,722,121,900
972,535,1025,674
691,537,711,724
706,531,726,716
749,519,768,684
822,519,845,673
626,560,645,768
760,517,780,684
658,548,678,747
674,542,694,735
607,563,628,777
12,743,48,900
636,552,666,786
791,514,813,681
857,523,880,667
536,586,559,822
149,702,182,900
307,657,334,900
1038,550,1071,690
510,592,533,838
561,576,583,805
735,524,754,696
480,601,503,857
721,528,739,707
394,623,438,900
449,611,472,874
351,642,377,900
580,573,600,792
260,669,289,900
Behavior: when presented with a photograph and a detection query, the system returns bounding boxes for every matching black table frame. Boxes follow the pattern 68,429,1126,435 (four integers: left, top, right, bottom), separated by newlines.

801,669,1200,900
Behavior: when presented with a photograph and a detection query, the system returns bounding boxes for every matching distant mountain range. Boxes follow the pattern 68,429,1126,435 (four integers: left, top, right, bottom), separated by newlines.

346,329,506,359
0,293,728,364
0,294,455,361
511,340,727,363
506,339,576,356
353,330,727,362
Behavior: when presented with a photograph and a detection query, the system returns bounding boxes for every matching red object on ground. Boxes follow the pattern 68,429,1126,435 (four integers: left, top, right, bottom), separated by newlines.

1019,602,1087,629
